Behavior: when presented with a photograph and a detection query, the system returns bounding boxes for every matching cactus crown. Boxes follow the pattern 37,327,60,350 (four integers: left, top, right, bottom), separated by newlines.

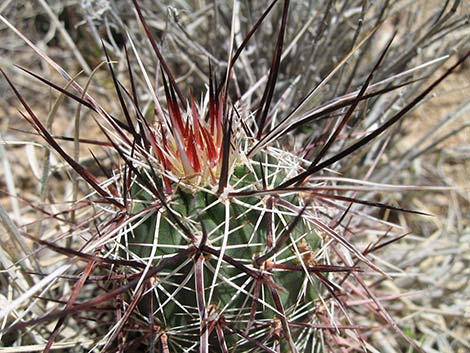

154,72,225,189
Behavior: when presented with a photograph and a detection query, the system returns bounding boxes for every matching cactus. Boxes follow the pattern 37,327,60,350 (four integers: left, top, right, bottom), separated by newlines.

123,82,324,351
0,0,468,352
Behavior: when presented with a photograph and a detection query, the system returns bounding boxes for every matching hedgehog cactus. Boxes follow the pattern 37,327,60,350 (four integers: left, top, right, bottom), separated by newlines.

1,0,468,352
125,73,331,352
